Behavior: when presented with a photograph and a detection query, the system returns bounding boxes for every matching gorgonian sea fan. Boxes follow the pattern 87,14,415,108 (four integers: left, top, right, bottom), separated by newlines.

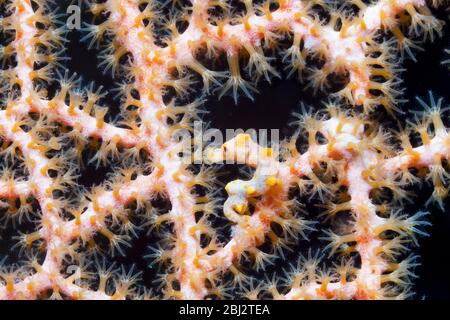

0,0,449,300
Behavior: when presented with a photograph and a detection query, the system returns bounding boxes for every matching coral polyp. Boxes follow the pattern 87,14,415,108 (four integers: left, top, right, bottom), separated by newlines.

0,0,449,299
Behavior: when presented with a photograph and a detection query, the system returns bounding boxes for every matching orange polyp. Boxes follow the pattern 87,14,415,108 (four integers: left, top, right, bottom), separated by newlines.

419,128,431,145
93,199,100,212
96,116,104,129
16,79,24,87
192,256,201,267
25,96,33,106
137,30,146,40
319,281,328,294
361,169,371,181
172,171,182,182
407,148,421,163
217,22,224,37
75,213,81,226
156,109,165,120
17,3,25,13
46,202,54,211
71,292,82,300
68,101,76,115
391,27,405,42
244,16,251,31
27,282,35,292
6,280,14,293
40,165,49,176
16,29,23,40
0,0,447,302
156,134,166,147
170,43,176,56
100,227,114,240
11,122,20,133
262,147,273,157
152,51,164,64
336,121,344,134
147,91,155,101
359,19,366,30
46,100,56,111
245,185,256,195
118,5,126,18
235,133,249,147
89,216,97,226
379,9,386,22
113,188,120,200
133,16,142,28
265,8,273,21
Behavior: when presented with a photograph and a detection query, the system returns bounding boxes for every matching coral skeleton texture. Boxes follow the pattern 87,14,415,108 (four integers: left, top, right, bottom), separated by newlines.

0,0,449,299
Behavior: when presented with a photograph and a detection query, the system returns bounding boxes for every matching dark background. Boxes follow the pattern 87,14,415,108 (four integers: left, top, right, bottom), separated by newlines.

1,0,449,299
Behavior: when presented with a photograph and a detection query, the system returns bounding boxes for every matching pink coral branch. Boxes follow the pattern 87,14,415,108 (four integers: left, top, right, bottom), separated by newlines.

0,0,448,300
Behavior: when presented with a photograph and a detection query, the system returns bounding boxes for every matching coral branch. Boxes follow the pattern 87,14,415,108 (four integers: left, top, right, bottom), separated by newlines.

0,0,448,300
